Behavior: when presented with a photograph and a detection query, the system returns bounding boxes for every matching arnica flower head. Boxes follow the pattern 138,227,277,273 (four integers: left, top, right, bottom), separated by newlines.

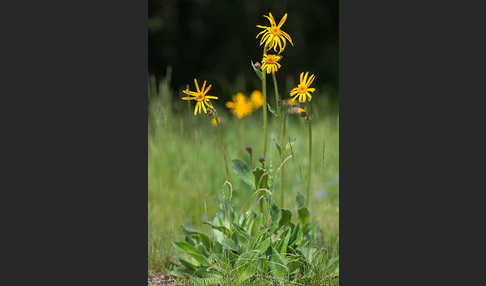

261,54,281,74
211,117,220,126
182,78,218,116
250,90,263,109
289,72,316,104
288,107,307,117
226,92,253,119
256,13,293,54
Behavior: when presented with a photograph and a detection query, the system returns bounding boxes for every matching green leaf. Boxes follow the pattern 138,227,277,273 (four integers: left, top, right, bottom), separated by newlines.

253,167,268,190
296,193,305,209
182,227,212,251
250,212,263,236
270,203,281,225
267,103,277,117
178,257,198,271
257,237,271,254
235,250,259,283
287,260,304,274
277,227,291,255
251,60,264,80
269,247,288,280
300,247,318,264
285,138,296,153
232,159,252,186
203,221,231,238
289,223,303,247
173,241,209,266
232,222,250,248
279,209,292,228
274,141,282,157
190,276,223,286
297,207,310,226
221,237,239,252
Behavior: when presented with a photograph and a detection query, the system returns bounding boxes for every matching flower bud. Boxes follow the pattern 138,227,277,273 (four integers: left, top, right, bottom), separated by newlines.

245,146,252,154
258,157,265,164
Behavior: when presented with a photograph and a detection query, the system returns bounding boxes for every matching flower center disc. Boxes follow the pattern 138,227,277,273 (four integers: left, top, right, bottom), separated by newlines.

271,27,280,35
195,93,205,101
297,85,307,94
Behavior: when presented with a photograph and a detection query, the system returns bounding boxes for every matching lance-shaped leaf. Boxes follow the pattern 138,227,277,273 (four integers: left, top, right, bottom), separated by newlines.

297,207,310,226
232,159,253,186
173,241,210,266
279,209,292,228
269,247,288,280
235,250,259,284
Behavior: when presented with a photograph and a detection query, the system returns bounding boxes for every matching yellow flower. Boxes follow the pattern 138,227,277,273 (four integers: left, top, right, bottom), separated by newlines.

289,72,316,104
211,117,220,126
256,13,293,54
261,54,281,74
182,78,218,116
288,107,306,116
250,90,263,109
226,93,253,119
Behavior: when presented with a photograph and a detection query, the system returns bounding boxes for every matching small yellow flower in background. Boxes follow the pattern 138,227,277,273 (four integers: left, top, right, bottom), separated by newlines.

182,78,218,116
261,54,281,74
250,90,263,109
288,107,306,116
289,72,316,104
226,93,253,119
211,117,221,126
256,13,293,54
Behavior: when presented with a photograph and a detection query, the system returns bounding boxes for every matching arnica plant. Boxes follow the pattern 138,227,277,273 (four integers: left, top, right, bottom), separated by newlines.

170,12,338,286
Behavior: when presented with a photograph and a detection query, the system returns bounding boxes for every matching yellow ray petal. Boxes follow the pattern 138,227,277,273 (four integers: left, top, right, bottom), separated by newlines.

306,92,312,101
204,84,212,95
277,13,287,28
201,101,207,113
256,28,267,38
306,75,315,87
281,31,293,46
201,80,206,92
303,72,309,84
183,90,198,96
182,96,195,100
194,79,200,92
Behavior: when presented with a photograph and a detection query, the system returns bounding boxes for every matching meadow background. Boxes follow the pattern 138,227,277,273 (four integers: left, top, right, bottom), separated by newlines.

148,0,339,283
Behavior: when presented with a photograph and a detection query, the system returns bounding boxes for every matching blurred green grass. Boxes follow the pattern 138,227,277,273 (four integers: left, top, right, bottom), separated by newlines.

148,74,339,275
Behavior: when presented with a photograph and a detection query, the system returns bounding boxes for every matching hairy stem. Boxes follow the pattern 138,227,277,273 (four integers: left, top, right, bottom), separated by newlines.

306,104,312,208
262,47,268,160
262,73,267,159
279,112,287,208
214,112,231,220
272,71,286,208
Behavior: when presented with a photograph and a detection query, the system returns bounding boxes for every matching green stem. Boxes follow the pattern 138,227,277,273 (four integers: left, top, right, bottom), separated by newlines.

262,73,267,159
306,104,312,208
279,112,287,208
214,112,231,220
272,71,285,208
261,47,268,160
272,72,280,116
